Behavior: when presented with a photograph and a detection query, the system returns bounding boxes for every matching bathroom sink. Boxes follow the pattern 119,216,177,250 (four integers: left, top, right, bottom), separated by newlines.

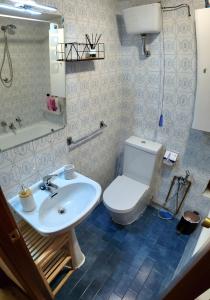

9,167,102,236
39,182,99,230
9,167,101,268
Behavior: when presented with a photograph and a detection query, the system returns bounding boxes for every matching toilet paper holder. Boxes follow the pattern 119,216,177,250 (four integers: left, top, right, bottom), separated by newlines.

163,150,179,166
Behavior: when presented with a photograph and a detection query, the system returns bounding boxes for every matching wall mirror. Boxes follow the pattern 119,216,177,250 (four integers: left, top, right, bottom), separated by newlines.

0,8,66,152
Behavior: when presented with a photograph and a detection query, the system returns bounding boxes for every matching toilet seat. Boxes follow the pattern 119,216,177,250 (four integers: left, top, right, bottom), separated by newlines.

103,175,149,214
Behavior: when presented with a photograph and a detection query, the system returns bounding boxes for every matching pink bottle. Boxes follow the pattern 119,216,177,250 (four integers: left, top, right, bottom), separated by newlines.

46,94,58,112
51,96,57,111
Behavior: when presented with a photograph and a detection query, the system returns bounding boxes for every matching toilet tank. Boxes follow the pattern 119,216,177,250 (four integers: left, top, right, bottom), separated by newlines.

123,136,163,186
123,3,162,35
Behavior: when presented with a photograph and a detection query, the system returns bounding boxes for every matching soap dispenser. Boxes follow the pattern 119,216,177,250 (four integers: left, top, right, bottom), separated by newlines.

19,185,36,212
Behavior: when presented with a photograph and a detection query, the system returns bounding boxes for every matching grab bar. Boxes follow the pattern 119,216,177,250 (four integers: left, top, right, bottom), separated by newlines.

67,121,107,151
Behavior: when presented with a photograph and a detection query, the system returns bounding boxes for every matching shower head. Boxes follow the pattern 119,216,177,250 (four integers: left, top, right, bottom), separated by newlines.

1,24,16,34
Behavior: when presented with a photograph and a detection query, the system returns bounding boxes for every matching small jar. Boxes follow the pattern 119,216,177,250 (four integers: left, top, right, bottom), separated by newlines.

86,48,97,58
19,188,36,212
64,164,75,180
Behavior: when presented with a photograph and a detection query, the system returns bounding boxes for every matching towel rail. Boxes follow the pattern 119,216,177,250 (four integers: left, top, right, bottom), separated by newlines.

67,121,107,151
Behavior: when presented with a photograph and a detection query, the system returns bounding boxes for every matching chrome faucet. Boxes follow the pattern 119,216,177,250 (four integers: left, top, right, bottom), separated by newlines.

1,121,7,130
40,174,58,194
9,122,16,133
15,116,22,128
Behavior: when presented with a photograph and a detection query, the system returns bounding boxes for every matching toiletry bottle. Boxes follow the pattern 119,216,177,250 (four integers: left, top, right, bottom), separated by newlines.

50,95,57,111
46,93,51,110
58,98,62,113
54,97,60,112
19,185,36,212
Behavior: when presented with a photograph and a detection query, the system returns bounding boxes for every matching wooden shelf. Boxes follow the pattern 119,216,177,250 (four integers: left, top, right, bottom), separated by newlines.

18,221,75,298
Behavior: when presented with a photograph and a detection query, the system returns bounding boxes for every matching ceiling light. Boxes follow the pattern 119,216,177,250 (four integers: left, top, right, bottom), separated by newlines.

10,0,57,12
0,3,42,14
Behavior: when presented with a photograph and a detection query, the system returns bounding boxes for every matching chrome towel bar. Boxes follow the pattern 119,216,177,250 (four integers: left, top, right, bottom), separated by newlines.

67,121,107,151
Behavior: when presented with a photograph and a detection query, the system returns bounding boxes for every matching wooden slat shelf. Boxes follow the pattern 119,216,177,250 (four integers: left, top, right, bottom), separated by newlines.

52,268,74,296
18,221,75,298
47,255,70,284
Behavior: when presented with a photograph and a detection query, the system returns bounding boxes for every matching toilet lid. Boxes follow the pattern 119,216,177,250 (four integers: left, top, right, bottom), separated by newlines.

103,175,149,213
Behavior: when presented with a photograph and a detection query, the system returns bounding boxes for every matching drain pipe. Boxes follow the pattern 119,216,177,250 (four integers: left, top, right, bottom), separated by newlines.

141,34,151,58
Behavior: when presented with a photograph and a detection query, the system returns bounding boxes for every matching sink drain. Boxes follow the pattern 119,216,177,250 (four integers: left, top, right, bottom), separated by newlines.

58,208,66,215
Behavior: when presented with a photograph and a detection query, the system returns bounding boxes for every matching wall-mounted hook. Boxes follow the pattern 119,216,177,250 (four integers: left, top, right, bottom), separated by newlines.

100,121,107,128
141,34,151,58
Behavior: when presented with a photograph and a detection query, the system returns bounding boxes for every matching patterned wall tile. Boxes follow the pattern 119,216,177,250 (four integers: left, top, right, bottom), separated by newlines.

0,0,125,200
119,0,209,217
0,164,20,189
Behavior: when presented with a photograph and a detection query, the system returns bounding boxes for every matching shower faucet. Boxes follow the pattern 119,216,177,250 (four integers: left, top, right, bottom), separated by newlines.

1,121,7,129
9,122,16,133
16,116,22,127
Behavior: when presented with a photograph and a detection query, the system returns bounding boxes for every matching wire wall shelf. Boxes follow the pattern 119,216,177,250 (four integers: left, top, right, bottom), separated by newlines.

56,42,105,62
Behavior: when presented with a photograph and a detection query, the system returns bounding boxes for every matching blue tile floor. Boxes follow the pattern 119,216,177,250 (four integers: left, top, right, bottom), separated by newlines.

56,205,189,300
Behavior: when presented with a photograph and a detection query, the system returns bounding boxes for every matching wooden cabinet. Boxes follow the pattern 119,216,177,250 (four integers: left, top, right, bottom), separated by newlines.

18,221,75,298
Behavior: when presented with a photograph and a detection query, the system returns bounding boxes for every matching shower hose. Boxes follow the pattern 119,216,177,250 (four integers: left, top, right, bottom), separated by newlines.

0,30,13,88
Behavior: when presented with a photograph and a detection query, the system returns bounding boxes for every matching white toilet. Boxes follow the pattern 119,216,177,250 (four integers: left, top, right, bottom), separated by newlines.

103,136,163,225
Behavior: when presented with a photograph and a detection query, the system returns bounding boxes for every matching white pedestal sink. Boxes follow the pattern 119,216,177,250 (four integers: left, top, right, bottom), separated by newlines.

9,167,102,269
69,228,85,268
